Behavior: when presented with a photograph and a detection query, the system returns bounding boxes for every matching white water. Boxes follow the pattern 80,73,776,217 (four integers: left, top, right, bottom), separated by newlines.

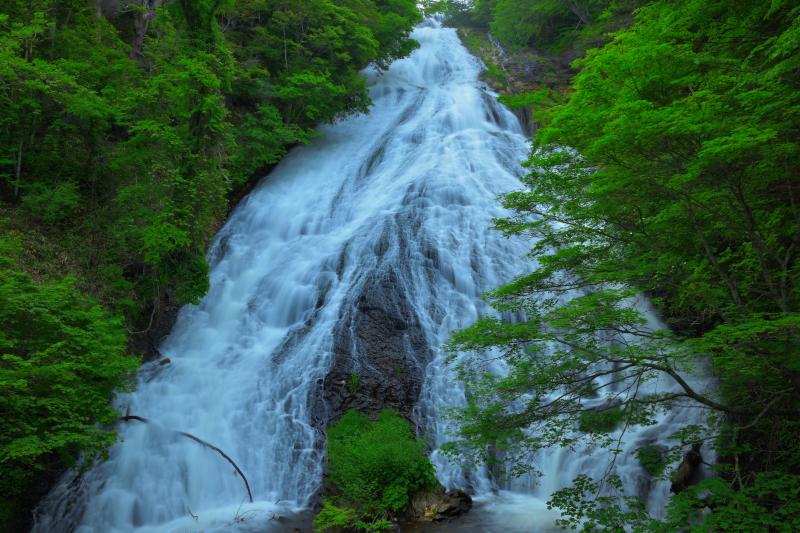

33,18,710,533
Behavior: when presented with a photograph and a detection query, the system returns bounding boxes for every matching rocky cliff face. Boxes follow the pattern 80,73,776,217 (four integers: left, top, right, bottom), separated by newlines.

319,266,432,425
455,27,578,137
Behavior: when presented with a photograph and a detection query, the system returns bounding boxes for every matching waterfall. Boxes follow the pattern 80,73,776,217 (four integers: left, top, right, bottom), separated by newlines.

33,17,710,533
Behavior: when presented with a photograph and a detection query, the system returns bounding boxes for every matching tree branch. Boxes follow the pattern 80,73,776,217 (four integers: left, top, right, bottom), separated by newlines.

120,415,253,503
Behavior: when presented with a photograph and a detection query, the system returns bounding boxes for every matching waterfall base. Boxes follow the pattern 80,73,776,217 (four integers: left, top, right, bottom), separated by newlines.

400,492,564,532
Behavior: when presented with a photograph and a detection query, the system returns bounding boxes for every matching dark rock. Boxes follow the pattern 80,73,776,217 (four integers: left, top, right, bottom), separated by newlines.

511,105,537,136
127,287,181,362
408,487,473,522
94,0,122,18
317,264,433,425
671,443,704,494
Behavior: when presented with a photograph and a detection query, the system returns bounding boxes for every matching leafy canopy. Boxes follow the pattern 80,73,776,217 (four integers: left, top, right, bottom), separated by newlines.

446,0,800,530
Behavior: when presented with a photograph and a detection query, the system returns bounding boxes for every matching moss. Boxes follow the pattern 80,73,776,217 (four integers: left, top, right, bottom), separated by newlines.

456,28,509,93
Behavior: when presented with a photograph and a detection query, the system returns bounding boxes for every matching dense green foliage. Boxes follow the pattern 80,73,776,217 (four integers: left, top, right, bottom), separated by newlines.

426,0,639,51
0,1,420,529
315,409,437,532
445,0,800,530
0,236,138,525
1,0,420,321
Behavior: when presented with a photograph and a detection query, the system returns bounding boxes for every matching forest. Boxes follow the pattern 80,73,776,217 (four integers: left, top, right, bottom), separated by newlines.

1,0,799,531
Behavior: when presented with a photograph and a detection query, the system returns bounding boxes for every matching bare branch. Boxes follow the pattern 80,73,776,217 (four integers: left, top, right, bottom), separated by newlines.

121,415,253,503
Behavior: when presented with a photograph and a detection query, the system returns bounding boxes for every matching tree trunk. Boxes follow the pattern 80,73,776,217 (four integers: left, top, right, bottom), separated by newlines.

129,1,162,59
14,138,23,198
685,201,746,312
564,0,592,26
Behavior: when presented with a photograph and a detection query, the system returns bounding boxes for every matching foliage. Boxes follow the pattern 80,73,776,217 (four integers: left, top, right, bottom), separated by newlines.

314,501,359,531
0,0,421,319
456,28,508,90
315,409,437,531
491,0,576,48
548,474,651,531
653,474,800,532
446,0,800,530
0,236,139,517
634,444,665,477
431,0,640,50
577,407,624,434
348,373,359,395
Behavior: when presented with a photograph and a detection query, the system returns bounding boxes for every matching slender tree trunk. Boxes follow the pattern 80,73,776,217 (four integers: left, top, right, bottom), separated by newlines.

14,138,23,198
683,199,747,312
646,175,747,313
129,1,162,59
730,181,788,312
564,0,592,26
282,25,288,70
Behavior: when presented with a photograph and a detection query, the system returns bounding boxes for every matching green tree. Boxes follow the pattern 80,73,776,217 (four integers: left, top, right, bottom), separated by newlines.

0,236,138,526
447,0,800,529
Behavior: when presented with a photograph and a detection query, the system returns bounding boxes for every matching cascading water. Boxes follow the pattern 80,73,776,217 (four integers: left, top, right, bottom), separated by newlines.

33,17,528,533
33,17,710,533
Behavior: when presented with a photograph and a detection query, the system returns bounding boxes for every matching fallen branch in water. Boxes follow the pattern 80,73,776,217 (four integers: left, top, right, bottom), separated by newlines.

120,414,253,503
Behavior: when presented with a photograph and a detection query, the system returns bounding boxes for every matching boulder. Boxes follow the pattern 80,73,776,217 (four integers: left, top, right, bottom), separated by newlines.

671,443,704,494
408,486,472,522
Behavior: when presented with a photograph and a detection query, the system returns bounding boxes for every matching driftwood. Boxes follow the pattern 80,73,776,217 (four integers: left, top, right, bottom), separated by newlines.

120,415,253,503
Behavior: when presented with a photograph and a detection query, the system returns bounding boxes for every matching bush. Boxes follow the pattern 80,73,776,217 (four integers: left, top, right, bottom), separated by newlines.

21,182,81,224
314,501,358,531
314,409,437,532
577,406,624,434
635,444,666,477
0,236,139,521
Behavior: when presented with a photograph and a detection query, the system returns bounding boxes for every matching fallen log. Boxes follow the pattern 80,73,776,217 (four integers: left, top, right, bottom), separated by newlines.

120,415,253,503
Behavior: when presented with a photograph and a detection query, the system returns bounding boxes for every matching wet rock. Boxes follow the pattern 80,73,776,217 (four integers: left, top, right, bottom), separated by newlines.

408,487,473,522
317,266,433,425
671,443,704,494
511,105,537,136
127,287,181,362
259,508,316,533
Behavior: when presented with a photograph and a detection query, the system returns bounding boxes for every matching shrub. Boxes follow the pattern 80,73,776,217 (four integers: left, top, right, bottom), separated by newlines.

0,236,139,522
314,501,358,531
577,406,624,434
314,409,437,531
635,444,666,477
21,182,81,224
